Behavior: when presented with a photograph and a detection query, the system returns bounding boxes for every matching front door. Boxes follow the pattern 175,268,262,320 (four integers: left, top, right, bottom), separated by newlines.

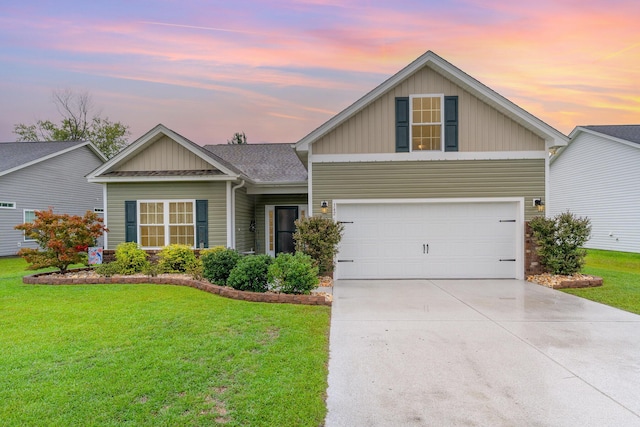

275,206,298,255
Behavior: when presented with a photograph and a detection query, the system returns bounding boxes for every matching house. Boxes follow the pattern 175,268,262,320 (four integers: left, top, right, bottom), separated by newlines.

550,125,640,253
87,125,309,257
88,50,568,280
0,140,107,257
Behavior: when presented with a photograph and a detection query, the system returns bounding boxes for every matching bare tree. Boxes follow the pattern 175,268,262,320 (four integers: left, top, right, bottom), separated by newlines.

14,89,130,158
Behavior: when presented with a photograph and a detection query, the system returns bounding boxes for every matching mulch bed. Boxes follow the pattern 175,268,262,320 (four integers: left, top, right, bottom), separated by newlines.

23,269,332,306
527,273,603,289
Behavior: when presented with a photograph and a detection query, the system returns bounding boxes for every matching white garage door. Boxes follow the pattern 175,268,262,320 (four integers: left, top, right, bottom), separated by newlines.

335,201,520,279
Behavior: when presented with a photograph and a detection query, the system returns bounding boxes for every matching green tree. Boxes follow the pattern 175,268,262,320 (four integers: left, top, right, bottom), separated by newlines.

293,216,344,276
227,131,247,144
14,208,108,273
13,89,130,158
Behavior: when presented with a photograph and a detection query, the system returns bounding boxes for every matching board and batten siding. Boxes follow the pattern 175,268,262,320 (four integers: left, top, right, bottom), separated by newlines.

550,133,640,253
234,187,256,253
313,159,545,221
0,146,104,256
254,194,308,254
105,182,227,249
118,136,214,172
313,65,544,155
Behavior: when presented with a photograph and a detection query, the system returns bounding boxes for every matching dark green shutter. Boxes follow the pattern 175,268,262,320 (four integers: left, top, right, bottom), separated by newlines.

395,97,410,152
125,201,137,242
444,96,458,152
195,199,208,249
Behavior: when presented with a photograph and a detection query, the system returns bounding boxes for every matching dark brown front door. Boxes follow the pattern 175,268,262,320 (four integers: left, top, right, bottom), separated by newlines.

275,206,298,255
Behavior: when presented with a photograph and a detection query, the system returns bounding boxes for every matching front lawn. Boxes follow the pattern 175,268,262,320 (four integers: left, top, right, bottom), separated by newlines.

0,257,330,426
562,249,640,315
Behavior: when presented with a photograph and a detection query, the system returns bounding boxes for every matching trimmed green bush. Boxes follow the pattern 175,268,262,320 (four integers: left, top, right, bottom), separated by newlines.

201,247,241,285
268,252,319,295
114,242,149,275
227,255,273,293
94,261,123,277
529,211,592,275
158,244,198,273
294,216,344,276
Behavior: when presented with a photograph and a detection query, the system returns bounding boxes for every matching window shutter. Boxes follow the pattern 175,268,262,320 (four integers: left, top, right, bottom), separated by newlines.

196,199,208,249
444,96,458,152
395,97,410,152
125,201,137,242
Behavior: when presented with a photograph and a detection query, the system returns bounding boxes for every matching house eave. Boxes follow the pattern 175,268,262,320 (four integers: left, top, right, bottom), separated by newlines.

246,182,308,195
88,175,239,184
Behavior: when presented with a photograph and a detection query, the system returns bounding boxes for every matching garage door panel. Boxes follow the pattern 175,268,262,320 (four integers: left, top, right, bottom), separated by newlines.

336,201,518,279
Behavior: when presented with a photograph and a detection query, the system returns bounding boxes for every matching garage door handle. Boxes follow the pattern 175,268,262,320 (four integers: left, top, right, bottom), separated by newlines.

423,244,429,254
499,259,516,262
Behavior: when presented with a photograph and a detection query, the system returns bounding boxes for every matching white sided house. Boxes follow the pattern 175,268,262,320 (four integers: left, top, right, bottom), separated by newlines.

550,125,640,253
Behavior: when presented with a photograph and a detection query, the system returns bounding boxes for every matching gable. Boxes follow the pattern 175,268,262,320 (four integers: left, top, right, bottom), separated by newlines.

117,135,215,172
312,65,545,155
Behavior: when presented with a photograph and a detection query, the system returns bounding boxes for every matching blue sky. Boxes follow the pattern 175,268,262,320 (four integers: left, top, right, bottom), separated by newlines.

1,0,638,144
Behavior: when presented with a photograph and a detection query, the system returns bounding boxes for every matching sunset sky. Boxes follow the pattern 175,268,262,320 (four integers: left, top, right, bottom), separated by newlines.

1,0,638,145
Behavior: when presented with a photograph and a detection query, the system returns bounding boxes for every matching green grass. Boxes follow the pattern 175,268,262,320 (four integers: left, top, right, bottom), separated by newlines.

0,257,330,426
561,249,640,315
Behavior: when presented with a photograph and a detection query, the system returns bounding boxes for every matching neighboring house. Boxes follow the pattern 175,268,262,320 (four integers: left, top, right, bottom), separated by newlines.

550,125,640,253
296,50,567,280
0,141,107,257
87,125,309,257
88,50,568,280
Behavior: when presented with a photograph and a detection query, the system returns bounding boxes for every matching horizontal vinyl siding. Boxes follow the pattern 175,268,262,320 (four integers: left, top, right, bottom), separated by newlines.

254,194,308,254
313,66,544,155
313,159,544,220
551,134,640,253
0,146,104,256
106,182,227,249
234,187,256,252
118,136,213,171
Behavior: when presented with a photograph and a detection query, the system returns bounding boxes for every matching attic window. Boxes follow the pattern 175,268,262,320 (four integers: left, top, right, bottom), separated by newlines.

410,94,444,151
0,202,16,209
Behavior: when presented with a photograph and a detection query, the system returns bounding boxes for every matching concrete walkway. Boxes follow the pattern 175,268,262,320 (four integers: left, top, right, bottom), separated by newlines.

325,280,640,427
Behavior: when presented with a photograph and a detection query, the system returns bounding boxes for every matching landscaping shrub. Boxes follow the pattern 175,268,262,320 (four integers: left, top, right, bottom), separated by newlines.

113,242,149,275
294,216,344,276
529,211,592,275
158,244,198,273
268,252,319,294
14,208,107,273
227,255,273,292
201,247,240,285
94,261,122,277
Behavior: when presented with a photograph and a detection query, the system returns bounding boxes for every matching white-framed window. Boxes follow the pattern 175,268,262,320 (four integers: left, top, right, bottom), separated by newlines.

23,209,37,241
138,200,195,248
0,201,16,209
410,94,444,151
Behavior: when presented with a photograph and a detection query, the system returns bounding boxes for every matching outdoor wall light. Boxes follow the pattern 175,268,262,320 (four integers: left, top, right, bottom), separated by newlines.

533,198,545,212
320,200,329,214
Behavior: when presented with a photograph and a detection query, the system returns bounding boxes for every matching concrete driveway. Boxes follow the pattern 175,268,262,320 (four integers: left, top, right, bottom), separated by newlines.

325,280,640,427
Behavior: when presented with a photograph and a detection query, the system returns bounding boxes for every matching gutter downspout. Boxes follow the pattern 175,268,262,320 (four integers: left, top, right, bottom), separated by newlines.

230,180,246,249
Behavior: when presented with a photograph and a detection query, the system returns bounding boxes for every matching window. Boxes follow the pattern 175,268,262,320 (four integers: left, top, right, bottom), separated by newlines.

0,201,16,209
411,95,443,151
139,200,195,248
23,210,37,241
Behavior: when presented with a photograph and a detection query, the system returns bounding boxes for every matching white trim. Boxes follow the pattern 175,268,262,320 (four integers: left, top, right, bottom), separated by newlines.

88,175,237,183
295,51,568,151
409,94,445,152
311,151,547,163
226,182,233,248
23,209,37,242
0,201,16,209
137,199,196,249
307,143,313,216
333,197,525,280
102,184,108,249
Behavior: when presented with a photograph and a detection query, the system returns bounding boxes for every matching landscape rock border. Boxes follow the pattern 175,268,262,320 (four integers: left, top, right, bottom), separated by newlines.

23,269,331,306
527,273,603,289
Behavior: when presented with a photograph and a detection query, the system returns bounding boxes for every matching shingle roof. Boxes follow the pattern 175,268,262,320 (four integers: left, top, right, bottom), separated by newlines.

204,144,307,183
582,125,640,145
0,140,85,174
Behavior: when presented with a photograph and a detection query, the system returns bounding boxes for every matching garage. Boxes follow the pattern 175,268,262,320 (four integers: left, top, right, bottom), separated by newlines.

334,199,522,279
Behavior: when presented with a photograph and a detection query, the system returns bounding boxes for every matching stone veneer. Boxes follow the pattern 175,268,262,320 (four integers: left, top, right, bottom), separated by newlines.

524,222,545,276
23,270,331,306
